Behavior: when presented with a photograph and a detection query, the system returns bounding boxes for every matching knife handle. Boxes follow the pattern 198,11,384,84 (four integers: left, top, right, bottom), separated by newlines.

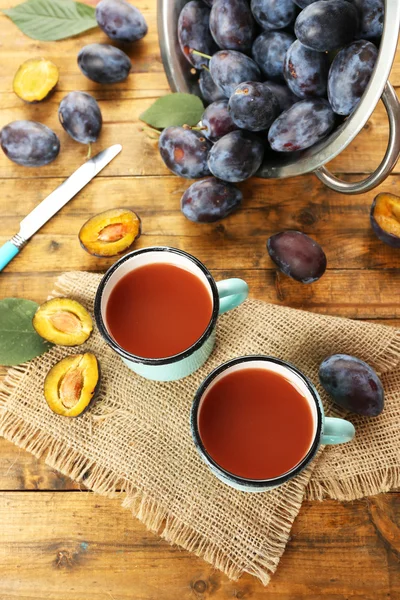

0,241,20,272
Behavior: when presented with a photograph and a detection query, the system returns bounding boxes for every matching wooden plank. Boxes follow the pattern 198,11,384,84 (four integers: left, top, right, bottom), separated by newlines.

2,173,400,270
0,439,79,491
2,268,400,319
0,491,397,599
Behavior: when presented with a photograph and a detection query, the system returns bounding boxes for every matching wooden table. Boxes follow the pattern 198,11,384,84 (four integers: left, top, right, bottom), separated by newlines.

0,1,399,598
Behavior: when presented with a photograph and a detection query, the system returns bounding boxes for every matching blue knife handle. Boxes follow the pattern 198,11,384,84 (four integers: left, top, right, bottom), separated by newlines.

0,241,20,271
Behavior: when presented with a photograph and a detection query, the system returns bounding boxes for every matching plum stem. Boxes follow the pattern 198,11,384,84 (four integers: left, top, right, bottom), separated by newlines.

201,64,210,72
87,143,92,159
190,49,212,60
141,125,162,139
184,125,207,131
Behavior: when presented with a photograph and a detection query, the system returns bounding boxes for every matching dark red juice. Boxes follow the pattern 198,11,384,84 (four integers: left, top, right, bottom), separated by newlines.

106,262,213,359
198,367,314,480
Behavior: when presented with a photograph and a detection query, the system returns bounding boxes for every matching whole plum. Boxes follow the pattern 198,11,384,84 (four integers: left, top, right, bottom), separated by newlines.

0,120,60,167
78,44,131,83
159,126,211,179
178,1,215,69
96,0,147,43
210,50,261,97
181,177,242,222
252,31,295,81
228,81,280,132
268,99,335,152
267,230,327,283
199,69,226,104
208,130,264,182
264,82,298,113
59,92,102,144
250,0,296,31
284,40,329,99
210,0,255,52
350,0,384,40
295,0,359,52
328,40,378,116
319,354,384,417
201,100,238,142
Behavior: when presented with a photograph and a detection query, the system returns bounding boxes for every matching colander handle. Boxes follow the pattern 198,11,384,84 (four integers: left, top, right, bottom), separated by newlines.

314,82,400,195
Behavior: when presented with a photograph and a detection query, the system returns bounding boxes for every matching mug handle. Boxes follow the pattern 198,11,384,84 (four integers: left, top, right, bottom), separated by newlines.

322,417,355,445
216,279,249,315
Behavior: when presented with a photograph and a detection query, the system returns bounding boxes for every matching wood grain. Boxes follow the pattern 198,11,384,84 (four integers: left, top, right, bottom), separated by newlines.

0,492,398,600
0,0,399,596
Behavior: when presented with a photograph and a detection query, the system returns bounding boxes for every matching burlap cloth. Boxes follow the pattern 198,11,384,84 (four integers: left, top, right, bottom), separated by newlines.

1,271,399,585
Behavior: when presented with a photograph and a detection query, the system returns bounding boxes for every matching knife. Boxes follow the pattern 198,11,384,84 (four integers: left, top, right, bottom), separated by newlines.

0,144,122,272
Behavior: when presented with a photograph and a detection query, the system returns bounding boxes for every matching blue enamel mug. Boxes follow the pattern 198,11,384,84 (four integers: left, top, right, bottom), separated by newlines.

191,356,355,492
94,247,249,381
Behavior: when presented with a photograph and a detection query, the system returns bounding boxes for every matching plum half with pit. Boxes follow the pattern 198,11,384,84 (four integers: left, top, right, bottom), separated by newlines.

79,208,141,257
319,354,384,417
267,230,327,283
33,298,93,346
370,193,400,248
44,353,100,417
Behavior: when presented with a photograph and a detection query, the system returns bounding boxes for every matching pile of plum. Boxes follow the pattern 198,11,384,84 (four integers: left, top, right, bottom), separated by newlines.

158,0,383,223
0,0,147,167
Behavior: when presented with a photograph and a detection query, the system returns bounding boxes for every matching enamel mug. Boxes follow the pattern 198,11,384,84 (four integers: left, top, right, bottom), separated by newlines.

94,247,249,381
191,356,356,492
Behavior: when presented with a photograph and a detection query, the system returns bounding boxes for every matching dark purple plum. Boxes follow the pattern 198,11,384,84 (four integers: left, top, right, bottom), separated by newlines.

202,0,214,5
328,40,378,116
201,100,238,142
95,0,147,43
264,81,298,113
181,177,242,222
350,0,384,40
178,1,215,69
252,30,295,81
78,44,131,84
268,99,335,152
199,69,226,103
295,0,359,52
267,230,327,283
208,130,264,182
158,127,211,179
370,193,400,248
0,120,60,167
284,40,329,99
58,92,102,144
210,0,256,52
293,0,319,6
210,50,262,97
228,81,280,131
319,354,384,417
250,0,296,31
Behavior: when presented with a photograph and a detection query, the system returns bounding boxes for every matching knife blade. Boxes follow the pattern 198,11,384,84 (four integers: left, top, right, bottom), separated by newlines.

0,144,122,272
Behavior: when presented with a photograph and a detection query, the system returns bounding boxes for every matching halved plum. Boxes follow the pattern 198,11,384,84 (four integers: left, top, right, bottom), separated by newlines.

13,58,59,103
33,298,93,346
44,353,100,417
79,208,141,257
370,193,400,248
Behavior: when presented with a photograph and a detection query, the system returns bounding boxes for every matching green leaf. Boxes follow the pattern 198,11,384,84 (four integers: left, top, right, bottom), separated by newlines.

140,94,204,129
3,0,97,42
0,298,53,366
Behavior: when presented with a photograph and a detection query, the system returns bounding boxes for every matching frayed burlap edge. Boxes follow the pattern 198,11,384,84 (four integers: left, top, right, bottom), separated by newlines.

306,466,400,502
